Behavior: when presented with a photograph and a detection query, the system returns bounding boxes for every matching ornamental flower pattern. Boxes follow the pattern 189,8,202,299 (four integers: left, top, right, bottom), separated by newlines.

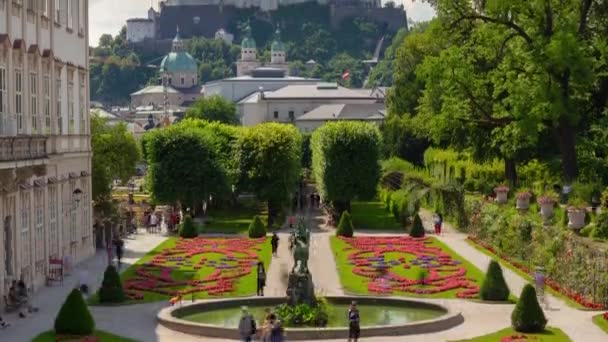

339,236,479,298
123,237,266,300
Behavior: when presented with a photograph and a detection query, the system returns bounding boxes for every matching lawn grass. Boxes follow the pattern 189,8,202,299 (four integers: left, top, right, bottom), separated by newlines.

90,237,272,304
199,199,282,234
450,327,571,342
350,201,403,231
593,314,608,334
32,330,138,342
330,236,485,299
466,238,586,310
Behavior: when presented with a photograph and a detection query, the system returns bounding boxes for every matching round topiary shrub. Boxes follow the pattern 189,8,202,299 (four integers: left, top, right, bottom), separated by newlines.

591,212,608,240
480,260,510,301
409,214,425,238
511,284,547,333
179,215,198,238
54,289,95,336
98,265,125,303
248,215,267,238
336,211,354,237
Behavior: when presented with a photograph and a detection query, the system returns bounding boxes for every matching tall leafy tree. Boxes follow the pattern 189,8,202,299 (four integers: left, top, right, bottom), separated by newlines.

146,125,229,212
91,114,140,204
311,121,382,217
185,95,239,124
235,123,302,225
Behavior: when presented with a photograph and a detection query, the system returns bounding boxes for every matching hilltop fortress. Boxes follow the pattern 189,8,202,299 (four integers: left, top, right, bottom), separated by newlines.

127,0,406,49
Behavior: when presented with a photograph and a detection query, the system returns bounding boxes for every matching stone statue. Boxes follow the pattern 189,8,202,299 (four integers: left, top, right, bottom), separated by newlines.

291,217,310,274
286,216,315,306
144,114,155,131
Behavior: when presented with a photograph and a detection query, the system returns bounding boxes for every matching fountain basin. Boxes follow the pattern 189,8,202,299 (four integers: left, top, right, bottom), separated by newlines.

157,296,463,340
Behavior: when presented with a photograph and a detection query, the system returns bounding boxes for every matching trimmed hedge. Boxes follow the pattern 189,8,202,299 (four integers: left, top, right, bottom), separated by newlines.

409,214,425,237
248,215,267,238
98,265,125,303
179,215,198,238
480,260,510,301
336,211,354,237
54,289,95,336
511,284,547,333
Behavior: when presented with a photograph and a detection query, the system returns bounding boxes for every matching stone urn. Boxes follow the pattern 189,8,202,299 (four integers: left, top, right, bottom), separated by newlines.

516,192,531,210
538,199,555,219
494,186,509,204
567,208,586,230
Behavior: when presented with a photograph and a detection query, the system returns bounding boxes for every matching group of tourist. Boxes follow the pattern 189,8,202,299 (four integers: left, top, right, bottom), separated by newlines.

237,301,361,342
6,279,38,319
239,306,284,342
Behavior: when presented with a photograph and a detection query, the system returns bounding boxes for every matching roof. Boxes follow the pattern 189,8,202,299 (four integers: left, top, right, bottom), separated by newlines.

131,85,181,96
205,75,319,86
241,24,256,49
160,51,197,73
91,108,119,120
296,103,386,122
271,28,285,52
262,84,378,100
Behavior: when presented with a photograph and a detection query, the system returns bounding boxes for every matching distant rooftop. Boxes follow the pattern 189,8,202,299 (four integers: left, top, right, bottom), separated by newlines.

262,84,377,100
296,103,386,121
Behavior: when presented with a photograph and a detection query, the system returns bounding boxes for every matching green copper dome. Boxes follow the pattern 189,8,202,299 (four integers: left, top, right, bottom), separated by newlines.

160,52,197,73
271,28,285,52
241,23,256,49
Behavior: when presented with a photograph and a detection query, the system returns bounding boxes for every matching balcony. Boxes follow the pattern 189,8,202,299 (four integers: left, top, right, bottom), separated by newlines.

0,136,48,162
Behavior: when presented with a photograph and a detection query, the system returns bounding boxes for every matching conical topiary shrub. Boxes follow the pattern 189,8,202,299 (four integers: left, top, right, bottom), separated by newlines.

409,214,425,238
54,289,95,336
179,215,198,238
98,265,125,303
511,284,547,333
248,215,267,238
336,211,354,237
480,260,510,301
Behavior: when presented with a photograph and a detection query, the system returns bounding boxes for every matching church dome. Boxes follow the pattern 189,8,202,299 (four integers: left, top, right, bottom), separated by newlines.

160,28,198,74
241,23,256,49
160,52,198,73
271,28,285,52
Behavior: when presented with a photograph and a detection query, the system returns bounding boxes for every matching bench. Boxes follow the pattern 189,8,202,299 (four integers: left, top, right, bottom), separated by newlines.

46,257,64,286
3,295,22,313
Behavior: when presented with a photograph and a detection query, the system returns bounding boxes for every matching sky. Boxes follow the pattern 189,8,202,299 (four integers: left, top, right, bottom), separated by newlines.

89,0,435,46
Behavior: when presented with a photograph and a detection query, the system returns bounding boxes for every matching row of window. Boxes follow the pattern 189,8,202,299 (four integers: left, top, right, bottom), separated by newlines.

273,110,296,121
12,0,86,33
8,178,89,280
0,65,87,135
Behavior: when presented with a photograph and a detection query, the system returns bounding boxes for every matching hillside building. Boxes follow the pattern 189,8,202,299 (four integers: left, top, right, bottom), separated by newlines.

0,0,93,305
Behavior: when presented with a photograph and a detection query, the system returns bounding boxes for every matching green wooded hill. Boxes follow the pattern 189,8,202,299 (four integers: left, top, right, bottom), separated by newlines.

90,4,407,104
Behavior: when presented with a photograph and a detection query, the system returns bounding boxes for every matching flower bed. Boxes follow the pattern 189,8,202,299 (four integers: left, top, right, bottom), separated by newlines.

332,236,482,299
121,237,268,301
467,236,605,309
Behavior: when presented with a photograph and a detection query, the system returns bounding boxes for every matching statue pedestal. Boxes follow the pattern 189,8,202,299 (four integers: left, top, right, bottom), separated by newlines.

286,272,315,306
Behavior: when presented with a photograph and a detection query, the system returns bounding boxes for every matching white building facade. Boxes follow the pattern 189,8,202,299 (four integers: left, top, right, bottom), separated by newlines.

0,0,93,303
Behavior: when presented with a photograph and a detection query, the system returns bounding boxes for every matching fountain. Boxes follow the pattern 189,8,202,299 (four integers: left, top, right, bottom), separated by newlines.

157,217,463,340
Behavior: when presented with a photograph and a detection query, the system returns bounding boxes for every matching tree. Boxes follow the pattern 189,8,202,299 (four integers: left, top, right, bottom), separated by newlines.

98,34,113,47
98,265,125,303
236,123,302,225
146,124,229,212
511,284,547,333
409,214,425,238
480,260,510,301
54,289,95,336
179,215,198,238
248,215,267,238
311,121,381,218
425,0,608,182
91,114,141,207
336,211,354,237
185,95,238,124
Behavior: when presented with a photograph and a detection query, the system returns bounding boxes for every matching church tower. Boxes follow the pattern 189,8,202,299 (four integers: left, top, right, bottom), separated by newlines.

237,23,261,76
267,27,289,75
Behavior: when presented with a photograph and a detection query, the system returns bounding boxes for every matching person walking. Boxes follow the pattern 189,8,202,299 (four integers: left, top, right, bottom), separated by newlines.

257,261,266,296
434,212,443,235
271,233,279,256
238,306,256,342
347,301,360,342
113,237,124,266
268,314,284,342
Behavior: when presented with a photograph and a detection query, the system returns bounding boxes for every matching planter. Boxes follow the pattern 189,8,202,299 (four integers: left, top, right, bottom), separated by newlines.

495,191,508,204
539,202,554,219
567,209,586,230
516,197,530,210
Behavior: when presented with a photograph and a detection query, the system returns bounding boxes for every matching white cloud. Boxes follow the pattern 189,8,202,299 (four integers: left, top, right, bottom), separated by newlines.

88,0,435,46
